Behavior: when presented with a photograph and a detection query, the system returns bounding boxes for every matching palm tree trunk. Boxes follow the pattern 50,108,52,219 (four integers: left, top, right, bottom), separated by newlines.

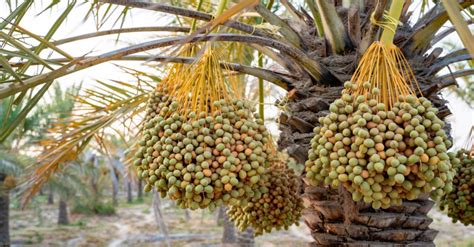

279,85,442,246
112,180,118,206
222,207,237,246
184,209,191,221
47,184,54,205
57,197,69,225
302,183,437,246
127,179,132,203
221,209,255,247
109,166,119,206
236,228,255,247
152,191,170,247
217,206,225,226
137,179,143,200
0,174,10,246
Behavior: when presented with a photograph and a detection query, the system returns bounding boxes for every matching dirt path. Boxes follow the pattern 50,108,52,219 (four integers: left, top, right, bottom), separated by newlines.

9,200,474,246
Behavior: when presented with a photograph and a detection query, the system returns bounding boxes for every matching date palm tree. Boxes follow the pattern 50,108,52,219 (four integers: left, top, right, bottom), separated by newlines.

1,0,473,245
47,163,93,225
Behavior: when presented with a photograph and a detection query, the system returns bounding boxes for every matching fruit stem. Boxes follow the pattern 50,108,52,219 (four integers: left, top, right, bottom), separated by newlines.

380,0,405,48
256,1,273,122
190,0,205,32
216,0,228,16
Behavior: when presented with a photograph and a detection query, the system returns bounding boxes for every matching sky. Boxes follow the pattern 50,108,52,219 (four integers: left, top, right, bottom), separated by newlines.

0,0,472,150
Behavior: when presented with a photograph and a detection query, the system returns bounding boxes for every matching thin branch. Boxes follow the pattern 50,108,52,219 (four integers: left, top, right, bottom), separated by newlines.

438,68,474,82
424,68,474,96
98,0,276,39
51,26,190,46
428,49,471,75
431,19,474,45
0,33,340,99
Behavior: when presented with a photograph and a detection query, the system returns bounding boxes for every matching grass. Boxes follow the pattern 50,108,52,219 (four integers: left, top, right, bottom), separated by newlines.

68,220,87,227
118,195,151,208
437,239,474,247
71,201,116,216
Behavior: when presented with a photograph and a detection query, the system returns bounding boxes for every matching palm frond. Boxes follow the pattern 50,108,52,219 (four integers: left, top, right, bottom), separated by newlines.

314,0,350,53
441,0,474,59
0,0,79,142
407,1,473,53
22,70,155,204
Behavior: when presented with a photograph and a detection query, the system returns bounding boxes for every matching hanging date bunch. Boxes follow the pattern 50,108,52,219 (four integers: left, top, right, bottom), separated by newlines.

305,1,454,209
227,156,304,236
133,44,274,210
440,149,473,225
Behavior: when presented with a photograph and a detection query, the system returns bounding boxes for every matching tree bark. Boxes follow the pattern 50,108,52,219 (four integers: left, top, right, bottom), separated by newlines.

127,179,133,203
0,174,10,246
57,198,69,225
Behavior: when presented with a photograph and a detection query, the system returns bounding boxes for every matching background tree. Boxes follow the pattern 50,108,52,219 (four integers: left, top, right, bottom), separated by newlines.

46,163,92,225
0,150,25,245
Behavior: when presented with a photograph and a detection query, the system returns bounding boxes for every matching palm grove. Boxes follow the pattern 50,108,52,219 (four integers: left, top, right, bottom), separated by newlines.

0,0,473,246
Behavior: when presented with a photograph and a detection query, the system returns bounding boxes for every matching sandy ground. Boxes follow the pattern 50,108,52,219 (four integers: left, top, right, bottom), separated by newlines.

10,196,309,247
9,196,474,246
429,209,474,247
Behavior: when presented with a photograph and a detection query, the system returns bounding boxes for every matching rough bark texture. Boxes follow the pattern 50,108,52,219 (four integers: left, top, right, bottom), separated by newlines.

0,174,10,246
57,198,69,225
302,183,437,246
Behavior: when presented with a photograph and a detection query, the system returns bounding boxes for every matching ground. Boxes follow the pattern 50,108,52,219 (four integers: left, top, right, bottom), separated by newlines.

8,195,474,246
